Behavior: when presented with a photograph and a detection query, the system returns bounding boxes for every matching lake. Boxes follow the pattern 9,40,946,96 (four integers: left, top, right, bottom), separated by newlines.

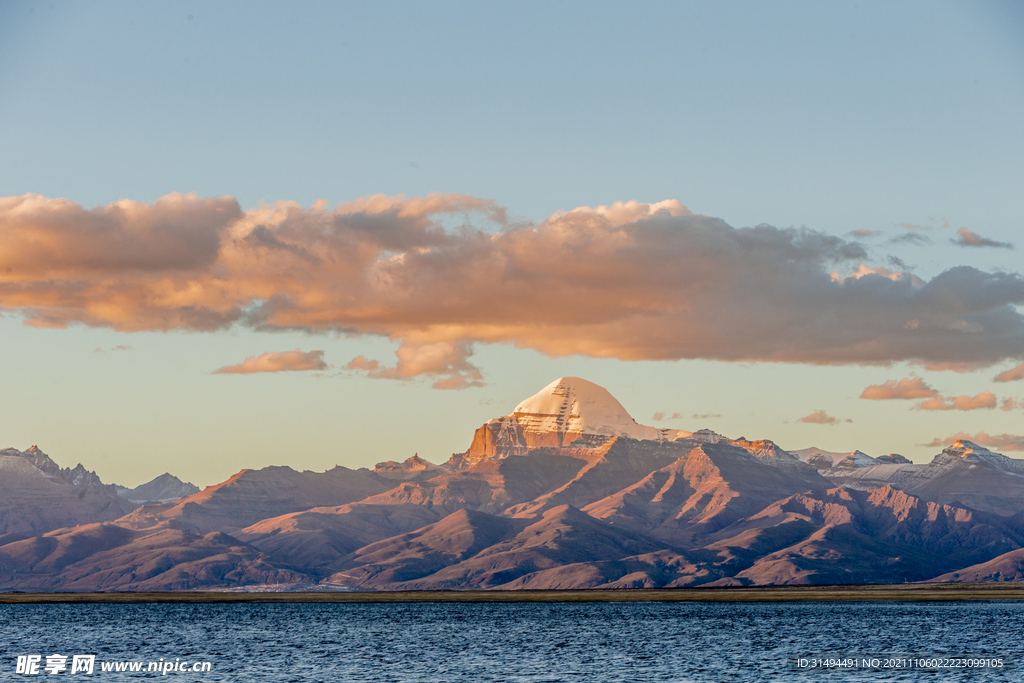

2,601,1021,681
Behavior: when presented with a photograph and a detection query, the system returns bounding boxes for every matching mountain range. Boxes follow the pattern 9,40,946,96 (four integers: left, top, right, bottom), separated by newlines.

3,376,1024,591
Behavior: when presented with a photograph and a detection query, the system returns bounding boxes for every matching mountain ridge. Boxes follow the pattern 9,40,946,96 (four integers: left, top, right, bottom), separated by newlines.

4,377,1024,591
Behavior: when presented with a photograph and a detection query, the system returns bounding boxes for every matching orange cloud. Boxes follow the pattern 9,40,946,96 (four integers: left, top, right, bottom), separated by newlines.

213,349,327,374
346,341,484,390
916,361,991,373
830,263,924,286
2,193,1024,385
915,391,997,411
995,362,1024,383
860,377,938,400
951,227,1013,249
799,410,840,425
925,432,1024,452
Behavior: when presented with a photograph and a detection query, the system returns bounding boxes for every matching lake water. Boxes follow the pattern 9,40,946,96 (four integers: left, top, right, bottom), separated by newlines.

2,601,1022,681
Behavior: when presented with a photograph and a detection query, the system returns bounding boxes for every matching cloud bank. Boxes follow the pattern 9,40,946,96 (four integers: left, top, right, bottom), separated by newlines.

213,349,327,374
3,192,1024,385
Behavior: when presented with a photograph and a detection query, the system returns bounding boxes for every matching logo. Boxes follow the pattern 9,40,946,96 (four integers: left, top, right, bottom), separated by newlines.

16,655,94,675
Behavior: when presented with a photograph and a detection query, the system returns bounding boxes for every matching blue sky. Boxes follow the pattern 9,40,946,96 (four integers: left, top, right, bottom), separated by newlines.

1,1,1022,486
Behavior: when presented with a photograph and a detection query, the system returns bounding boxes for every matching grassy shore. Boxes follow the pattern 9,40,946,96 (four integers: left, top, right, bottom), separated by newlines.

3,583,1024,604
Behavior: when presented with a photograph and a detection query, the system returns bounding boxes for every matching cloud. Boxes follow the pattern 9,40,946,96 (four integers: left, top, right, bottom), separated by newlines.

829,263,924,286
860,377,938,400
92,344,132,353
347,340,484,390
653,411,722,422
3,193,1024,385
925,432,1024,452
995,362,1024,383
951,227,1014,250
889,232,932,246
850,229,882,238
915,390,997,411
916,360,992,373
213,349,327,374
799,410,839,425
897,218,950,233
0,192,238,275
1001,397,1021,411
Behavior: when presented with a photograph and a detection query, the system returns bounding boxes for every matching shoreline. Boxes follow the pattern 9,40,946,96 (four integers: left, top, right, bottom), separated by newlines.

3,583,1024,604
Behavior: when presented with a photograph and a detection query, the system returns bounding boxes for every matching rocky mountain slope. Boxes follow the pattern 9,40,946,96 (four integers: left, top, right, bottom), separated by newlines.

117,465,394,534
0,450,130,548
5,377,1024,591
0,446,209,542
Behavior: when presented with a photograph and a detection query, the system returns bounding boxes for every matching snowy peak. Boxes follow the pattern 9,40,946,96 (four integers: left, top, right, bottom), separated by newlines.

938,440,998,462
930,440,1022,472
791,447,879,471
949,440,996,457
512,377,686,443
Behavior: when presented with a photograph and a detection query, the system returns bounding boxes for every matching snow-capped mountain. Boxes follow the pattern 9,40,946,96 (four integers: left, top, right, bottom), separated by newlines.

790,447,913,472
453,376,692,469
930,440,1024,474
792,447,882,470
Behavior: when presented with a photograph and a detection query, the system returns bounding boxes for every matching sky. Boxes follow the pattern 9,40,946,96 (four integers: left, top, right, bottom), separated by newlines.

1,0,1022,487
